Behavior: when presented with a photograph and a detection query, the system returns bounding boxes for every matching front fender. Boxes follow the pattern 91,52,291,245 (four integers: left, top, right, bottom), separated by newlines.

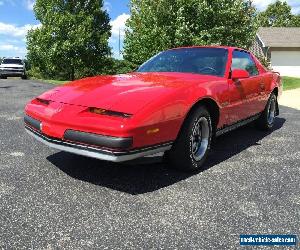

128,81,228,147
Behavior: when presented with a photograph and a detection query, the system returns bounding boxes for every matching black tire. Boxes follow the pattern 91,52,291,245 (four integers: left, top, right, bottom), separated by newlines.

21,74,27,80
256,93,277,131
167,106,212,171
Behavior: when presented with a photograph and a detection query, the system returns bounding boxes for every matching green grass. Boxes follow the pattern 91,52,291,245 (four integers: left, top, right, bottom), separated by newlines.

40,79,69,85
282,76,300,91
29,77,69,85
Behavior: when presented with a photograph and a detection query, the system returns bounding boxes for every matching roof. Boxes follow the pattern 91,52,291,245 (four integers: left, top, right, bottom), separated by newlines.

257,27,300,48
249,37,265,57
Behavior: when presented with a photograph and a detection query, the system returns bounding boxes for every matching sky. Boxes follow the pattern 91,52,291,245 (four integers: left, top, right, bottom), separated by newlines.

0,0,300,59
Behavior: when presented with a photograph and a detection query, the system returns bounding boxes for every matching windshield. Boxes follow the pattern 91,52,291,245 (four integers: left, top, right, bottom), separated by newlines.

138,48,228,77
2,59,23,65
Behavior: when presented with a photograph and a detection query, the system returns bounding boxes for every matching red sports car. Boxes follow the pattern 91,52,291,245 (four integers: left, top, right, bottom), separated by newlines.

24,46,282,171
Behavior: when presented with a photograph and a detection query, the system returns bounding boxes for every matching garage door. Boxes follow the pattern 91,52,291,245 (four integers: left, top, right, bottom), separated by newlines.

271,51,300,77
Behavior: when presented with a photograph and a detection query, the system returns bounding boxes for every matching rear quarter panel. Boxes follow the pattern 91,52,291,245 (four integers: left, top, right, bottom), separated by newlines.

253,54,282,105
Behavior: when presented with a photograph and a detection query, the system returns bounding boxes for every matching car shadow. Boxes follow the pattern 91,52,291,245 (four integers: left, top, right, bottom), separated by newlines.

47,117,286,195
0,86,15,89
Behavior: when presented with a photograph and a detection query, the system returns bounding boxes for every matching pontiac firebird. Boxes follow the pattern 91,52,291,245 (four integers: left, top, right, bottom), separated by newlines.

24,46,282,171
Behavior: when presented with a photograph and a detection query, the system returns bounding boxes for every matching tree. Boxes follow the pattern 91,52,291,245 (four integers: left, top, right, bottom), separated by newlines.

291,15,300,26
258,0,300,27
27,0,111,80
23,59,31,71
124,0,257,67
106,58,136,75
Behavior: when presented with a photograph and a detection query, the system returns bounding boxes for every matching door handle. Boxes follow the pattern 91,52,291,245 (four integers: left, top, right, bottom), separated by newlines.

234,80,242,86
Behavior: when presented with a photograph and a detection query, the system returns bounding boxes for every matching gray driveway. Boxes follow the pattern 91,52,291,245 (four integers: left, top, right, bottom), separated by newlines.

0,79,299,249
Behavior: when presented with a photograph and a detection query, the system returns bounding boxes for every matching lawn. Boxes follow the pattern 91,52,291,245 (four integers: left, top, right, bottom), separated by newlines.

282,76,300,91
40,79,69,85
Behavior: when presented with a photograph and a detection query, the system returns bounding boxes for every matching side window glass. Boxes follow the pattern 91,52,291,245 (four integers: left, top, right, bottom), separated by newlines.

232,50,259,76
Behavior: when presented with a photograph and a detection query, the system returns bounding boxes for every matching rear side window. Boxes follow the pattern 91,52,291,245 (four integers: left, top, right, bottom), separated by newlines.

232,50,259,76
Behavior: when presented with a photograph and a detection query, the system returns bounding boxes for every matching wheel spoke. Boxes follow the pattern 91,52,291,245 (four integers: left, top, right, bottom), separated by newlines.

267,98,276,125
190,117,210,162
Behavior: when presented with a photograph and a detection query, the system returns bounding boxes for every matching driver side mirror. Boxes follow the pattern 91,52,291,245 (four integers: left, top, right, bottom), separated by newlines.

231,69,249,80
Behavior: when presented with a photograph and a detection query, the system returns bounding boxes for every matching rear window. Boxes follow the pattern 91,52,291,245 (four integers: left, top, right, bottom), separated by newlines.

2,59,23,65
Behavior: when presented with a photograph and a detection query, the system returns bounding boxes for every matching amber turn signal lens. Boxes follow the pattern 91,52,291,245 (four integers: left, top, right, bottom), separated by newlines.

147,128,160,134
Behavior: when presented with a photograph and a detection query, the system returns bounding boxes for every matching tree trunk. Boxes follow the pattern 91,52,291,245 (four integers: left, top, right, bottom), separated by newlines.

70,66,75,81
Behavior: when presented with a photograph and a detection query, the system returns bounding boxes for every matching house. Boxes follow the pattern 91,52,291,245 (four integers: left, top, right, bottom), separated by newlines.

251,27,300,77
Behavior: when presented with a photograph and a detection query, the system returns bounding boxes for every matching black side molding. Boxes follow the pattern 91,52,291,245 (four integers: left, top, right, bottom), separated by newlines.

64,130,133,149
24,115,41,131
216,113,261,137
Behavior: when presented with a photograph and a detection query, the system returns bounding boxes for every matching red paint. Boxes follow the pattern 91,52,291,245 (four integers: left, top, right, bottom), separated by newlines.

231,69,250,80
25,46,282,149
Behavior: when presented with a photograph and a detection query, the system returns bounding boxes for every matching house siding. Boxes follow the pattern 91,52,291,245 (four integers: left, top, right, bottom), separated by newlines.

271,50,300,77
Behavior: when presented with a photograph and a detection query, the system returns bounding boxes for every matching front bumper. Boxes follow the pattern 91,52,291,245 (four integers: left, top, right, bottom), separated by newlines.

24,115,172,162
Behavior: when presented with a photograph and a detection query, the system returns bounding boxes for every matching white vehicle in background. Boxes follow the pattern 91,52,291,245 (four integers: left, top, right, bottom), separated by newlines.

0,57,27,79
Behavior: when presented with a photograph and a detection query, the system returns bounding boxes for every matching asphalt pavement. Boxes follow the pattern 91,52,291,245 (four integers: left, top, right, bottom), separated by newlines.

0,78,299,249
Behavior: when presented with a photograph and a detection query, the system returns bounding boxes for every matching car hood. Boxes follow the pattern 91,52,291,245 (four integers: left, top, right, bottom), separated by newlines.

39,72,222,114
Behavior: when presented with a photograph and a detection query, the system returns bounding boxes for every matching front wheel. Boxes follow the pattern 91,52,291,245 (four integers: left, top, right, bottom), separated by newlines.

256,93,277,130
167,106,212,171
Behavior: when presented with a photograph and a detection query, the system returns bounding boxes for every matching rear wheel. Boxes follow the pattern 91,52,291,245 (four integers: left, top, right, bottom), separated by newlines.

167,106,212,171
256,93,277,130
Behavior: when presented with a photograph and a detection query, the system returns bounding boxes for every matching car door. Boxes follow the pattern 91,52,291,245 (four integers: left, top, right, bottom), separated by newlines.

227,50,263,124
